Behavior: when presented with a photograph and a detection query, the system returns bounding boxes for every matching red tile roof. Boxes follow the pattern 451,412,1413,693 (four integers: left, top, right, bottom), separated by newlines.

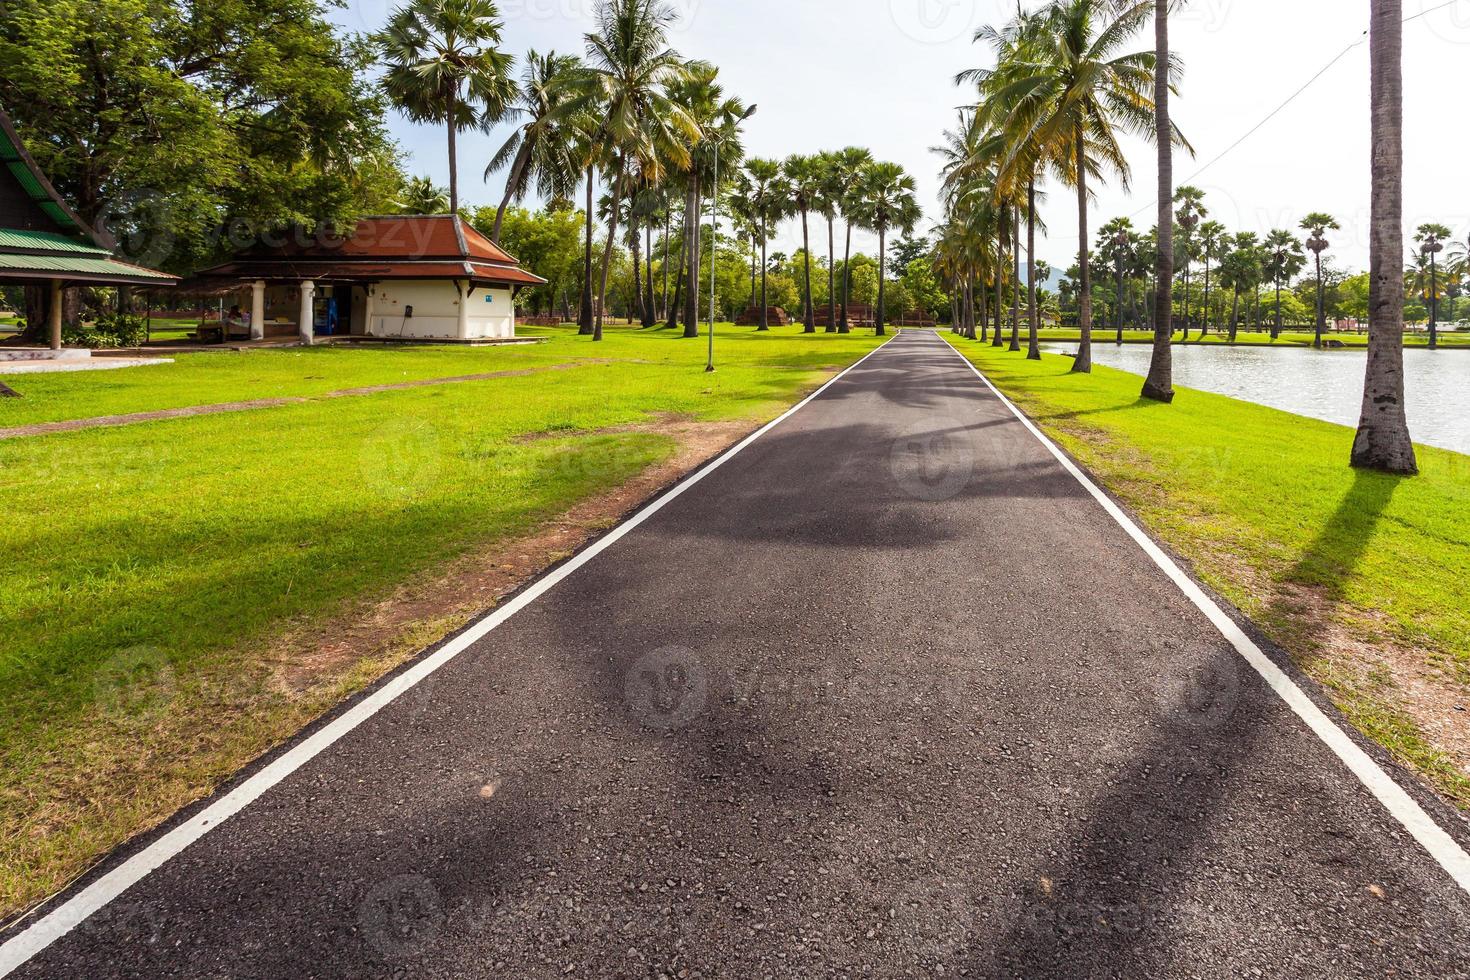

191,215,546,288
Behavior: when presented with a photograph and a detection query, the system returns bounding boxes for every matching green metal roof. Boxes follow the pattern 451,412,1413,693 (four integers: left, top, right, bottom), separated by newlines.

0,253,174,279
0,228,107,254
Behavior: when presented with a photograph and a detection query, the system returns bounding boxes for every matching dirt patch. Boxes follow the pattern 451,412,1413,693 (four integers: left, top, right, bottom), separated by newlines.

268,415,752,695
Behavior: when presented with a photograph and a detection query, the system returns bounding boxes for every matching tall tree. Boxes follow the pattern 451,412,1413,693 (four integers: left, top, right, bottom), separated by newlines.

987,0,1184,373
1141,0,1181,400
784,155,824,333
375,0,516,214
571,0,697,341
814,152,843,334
855,162,920,337
1352,0,1416,474
1197,219,1226,337
831,147,874,333
400,176,451,214
1300,212,1341,348
1172,185,1205,339
742,158,786,331
484,50,582,242
1264,229,1306,339
1412,223,1450,349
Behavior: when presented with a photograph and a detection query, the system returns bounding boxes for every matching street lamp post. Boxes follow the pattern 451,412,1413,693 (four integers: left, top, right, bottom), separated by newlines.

706,142,719,373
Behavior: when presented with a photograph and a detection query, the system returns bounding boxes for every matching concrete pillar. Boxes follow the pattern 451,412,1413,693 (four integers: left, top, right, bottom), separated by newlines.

362,286,376,337
457,280,471,340
250,280,266,341
298,280,315,345
48,279,63,350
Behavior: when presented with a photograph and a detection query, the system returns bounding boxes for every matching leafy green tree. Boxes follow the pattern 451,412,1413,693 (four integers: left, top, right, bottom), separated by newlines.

1411,222,1451,348
374,0,516,215
741,158,788,331
0,0,402,273
1197,219,1227,336
484,50,582,242
470,205,585,315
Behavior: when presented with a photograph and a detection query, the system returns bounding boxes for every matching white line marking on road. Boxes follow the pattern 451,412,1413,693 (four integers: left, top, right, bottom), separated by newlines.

935,331,1470,897
0,336,900,977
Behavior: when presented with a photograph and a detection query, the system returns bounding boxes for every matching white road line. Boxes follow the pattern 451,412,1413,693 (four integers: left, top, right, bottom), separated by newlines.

935,332,1470,897
0,335,900,977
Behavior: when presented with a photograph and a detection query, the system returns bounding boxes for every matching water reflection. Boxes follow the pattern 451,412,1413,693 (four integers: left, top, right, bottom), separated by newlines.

1046,343,1470,455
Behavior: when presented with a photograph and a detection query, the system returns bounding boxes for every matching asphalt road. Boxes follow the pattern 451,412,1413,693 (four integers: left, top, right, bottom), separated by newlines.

9,330,1470,978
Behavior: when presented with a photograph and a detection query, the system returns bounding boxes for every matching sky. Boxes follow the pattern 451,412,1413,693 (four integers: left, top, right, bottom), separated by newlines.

331,0,1470,273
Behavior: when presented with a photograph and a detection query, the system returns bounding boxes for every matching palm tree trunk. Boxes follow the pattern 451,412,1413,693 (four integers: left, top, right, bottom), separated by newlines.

631,212,644,326
490,141,532,243
758,221,770,331
800,208,815,332
1352,0,1417,474
446,97,459,215
992,256,1004,349
1180,267,1190,340
748,232,757,311
594,157,626,342
839,223,853,334
661,208,672,320
1229,287,1240,342
977,274,987,343
1027,182,1040,359
1202,256,1212,337
826,215,838,333
1072,147,1093,375
1274,278,1283,339
1009,208,1021,351
876,226,887,337
668,199,689,330
643,223,656,327
1314,254,1325,348
683,178,701,338
1141,0,1174,398
579,164,595,335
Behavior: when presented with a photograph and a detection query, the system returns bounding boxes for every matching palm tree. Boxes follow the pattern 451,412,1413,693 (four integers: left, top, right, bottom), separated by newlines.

1172,185,1205,339
831,147,874,333
856,162,921,337
814,152,843,334
1352,0,1416,474
1197,219,1226,337
1098,217,1134,344
1300,212,1341,348
743,158,785,331
483,50,582,243
572,0,698,340
1412,222,1450,349
1264,229,1305,339
399,175,451,214
985,0,1184,373
1141,0,1186,402
375,0,517,215
784,154,823,333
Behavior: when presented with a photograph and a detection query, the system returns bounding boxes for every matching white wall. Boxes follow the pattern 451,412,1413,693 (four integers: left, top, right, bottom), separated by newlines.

367,281,515,340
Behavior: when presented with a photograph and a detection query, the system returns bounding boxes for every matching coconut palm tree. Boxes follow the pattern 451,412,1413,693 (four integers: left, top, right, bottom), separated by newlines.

1352,0,1416,474
830,147,875,333
984,0,1184,373
854,162,921,337
570,0,698,340
1300,212,1341,348
784,154,824,333
1141,0,1189,402
375,0,517,215
399,175,451,214
483,50,582,242
743,158,786,331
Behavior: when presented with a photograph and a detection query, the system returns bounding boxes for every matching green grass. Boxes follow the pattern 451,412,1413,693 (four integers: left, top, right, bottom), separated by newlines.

1031,326,1470,348
0,322,884,918
941,332,1470,808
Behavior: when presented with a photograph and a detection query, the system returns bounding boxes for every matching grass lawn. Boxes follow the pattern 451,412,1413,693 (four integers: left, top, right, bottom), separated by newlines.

1032,326,1470,348
940,332,1470,810
0,323,884,920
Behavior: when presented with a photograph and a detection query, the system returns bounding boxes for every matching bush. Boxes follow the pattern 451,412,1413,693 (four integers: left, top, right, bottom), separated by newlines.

62,314,148,349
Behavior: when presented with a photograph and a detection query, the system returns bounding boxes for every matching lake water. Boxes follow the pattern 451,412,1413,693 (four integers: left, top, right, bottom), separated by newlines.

1045,343,1470,456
